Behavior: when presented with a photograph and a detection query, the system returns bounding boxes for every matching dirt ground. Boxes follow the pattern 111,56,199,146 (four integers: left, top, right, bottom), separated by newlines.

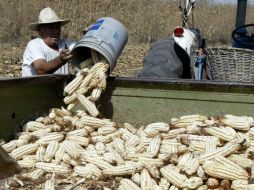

0,44,149,78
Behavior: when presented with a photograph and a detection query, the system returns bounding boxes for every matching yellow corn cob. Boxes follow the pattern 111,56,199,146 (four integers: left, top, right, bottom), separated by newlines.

11,143,39,160
103,162,143,176
119,178,142,190
202,156,249,180
23,121,47,132
63,140,80,160
205,126,237,142
36,146,46,162
178,152,200,176
147,135,161,157
36,133,64,145
35,162,71,174
17,159,36,169
81,155,112,170
186,176,203,189
64,73,84,95
159,178,171,190
2,140,17,153
199,138,243,163
54,143,65,163
44,141,59,162
141,168,153,190
76,93,99,117
23,169,44,180
160,165,188,188
66,135,89,147
227,154,253,169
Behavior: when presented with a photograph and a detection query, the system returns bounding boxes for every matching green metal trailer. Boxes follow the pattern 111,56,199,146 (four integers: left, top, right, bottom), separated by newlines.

1,75,254,141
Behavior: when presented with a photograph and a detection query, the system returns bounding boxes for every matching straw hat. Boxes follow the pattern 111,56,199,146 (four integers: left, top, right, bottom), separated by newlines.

29,7,70,31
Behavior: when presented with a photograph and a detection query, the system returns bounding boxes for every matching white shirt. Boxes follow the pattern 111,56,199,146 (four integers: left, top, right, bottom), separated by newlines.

22,38,75,76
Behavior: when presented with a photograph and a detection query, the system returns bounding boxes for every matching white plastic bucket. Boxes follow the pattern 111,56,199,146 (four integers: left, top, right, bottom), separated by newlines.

71,17,128,73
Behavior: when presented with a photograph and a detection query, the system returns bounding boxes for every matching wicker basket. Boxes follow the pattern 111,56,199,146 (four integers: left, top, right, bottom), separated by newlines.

206,47,254,82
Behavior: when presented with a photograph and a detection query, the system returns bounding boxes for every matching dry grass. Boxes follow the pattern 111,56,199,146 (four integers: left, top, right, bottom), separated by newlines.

0,0,254,47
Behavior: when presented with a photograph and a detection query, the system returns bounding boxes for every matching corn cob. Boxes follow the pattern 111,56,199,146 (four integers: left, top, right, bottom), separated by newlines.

107,146,125,165
66,135,89,147
89,88,103,102
227,154,253,169
35,162,71,174
44,174,55,190
159,178,171,190
220,115,251,131
138,157,164,167
161,128,186,139
196,185,208,190
188,141,206,153
169,186,179,190
119,178,142,190
81,115,116,128
74,164,102,178
82,155,112,170
205,138,217,153
202,156,249,180
205,177,219,189
44,141,59,162
113,137,126,155
196,166,207,179
76,93,99,117
177,152,200,175
204,126,236,142
160,165,188,188
123,123,137,134
186,176,203,189
17,159,36,169
16,133,32,147
67,128,88,137
199,138,243,163
36,146,46,162
144,164,160,179
22,169,44,180
2,140,17,153
36,133,64,145
30,128,51,139
54,143,65,163
231,179,254,190
97,126,117,135
11,143,39,160
95,142,106,155
64,73,84,95
103,162,143,176
62,153,78,166
147,134,161,157
63,140,80,160
140,168,153,190
23,121,47,132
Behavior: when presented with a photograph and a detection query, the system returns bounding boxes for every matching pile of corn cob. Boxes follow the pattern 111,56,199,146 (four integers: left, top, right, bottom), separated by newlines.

2,55,254,189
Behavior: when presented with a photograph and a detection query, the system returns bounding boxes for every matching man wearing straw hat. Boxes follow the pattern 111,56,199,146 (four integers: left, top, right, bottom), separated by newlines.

22,7,76,76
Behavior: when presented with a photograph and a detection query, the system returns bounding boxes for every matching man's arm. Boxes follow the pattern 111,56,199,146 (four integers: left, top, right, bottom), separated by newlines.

32,48,72,75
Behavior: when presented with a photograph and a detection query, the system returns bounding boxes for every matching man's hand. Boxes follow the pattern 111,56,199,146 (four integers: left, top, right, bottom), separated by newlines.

59,48,72,64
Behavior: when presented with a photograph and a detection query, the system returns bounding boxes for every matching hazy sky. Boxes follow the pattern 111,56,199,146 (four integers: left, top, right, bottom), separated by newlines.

212,0,254,4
